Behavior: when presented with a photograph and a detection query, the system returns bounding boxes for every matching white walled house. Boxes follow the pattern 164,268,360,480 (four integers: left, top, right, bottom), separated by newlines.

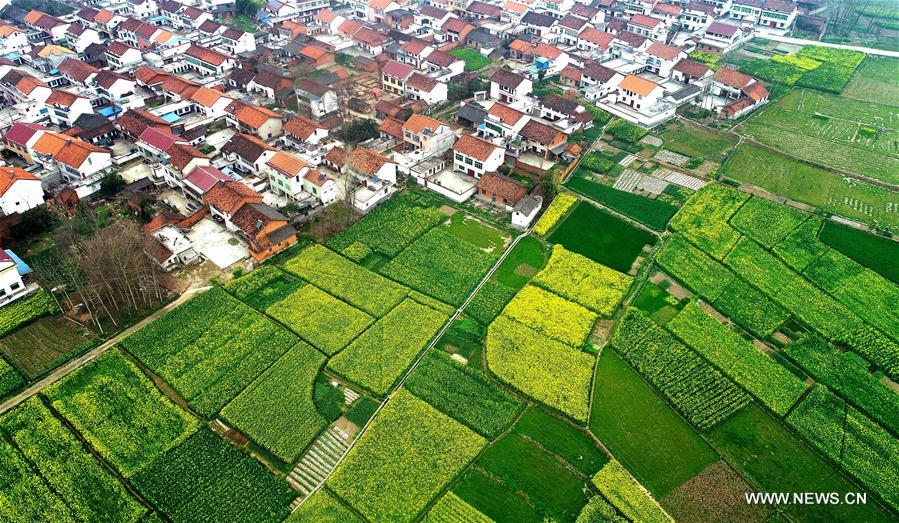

402,114,455,157
645,42,687,78
405,73,447,105
0,250,28,306
614,74,664,111
489,69,533,109
0,167,44,215
452,134,504,178
0,25,29,54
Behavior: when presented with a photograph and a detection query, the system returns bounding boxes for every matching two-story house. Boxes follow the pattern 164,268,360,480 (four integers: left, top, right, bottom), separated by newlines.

452,133,504,178
645,42,687,77
489,69,533,108
402,114,455,156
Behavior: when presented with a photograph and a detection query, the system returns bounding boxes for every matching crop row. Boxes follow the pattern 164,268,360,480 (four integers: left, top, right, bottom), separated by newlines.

284,244,408,317
424,492,493,523
533,193,577,236
611,308,751,431
327,389,486,522
591,460,673,523
0,290,59,338
786,386,898,512
532,246,632,317
267,284,374,355
465,279,516,325
729,196,807,249
0,397,145,521
220,342,328,464
486,315,594,421
501,284,597,348
327,193,446,258
223,265,304,311
328,298,449,396
667,302,807,417
121,287,298,418
771,217,828,272
381,227,497,307
669,184,748,260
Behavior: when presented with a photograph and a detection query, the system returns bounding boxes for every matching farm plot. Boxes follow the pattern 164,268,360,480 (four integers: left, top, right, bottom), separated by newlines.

804,249,899,341
220,342,328,464
120,287,298,418
533,192,577,236
0,397,146,522
405,351,523,438
658,121,738,161
486,315,595,421
590,349,718,496
708,404,897,522
381,227,497,306
327,193,446,258
722,144,899,230
611,309,750,431
133,429,295,523
424,492,492,523
449,48,491,71
843,56,899,105
772,217,829,272
283,244,408,317
729,196,807,248
510,407,608,475
532,246,632,317
783,335,899,435
591,459,673,523
786,386,899,512
328,389,486,522
466,236,549,325
44,350,199,477
667,302,807,416
328,298,449,396
669,184,747,260
266,284,374,355
0,289,59,338
564,175,678,231
457,432,590,522
819,220,899,283
661,461,770,523
465,280,516,326
743,90,899,184
724,238,899,377
547,201,657,271
0,315,97,380
224,266,304,311
501,284,597,347
288,490,362,522
0,353,21,398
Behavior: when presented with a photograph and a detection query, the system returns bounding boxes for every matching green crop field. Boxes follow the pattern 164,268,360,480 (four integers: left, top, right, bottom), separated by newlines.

659,121,738,160
844,56,899,105
0,315,96,380
818,221,899,283
449,48,491,71
722,143,899,229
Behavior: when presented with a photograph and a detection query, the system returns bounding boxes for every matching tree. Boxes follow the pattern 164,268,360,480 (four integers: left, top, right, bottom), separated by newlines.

334,119,379,146
235,0,263,17
99,171,126,199
11,206,56,240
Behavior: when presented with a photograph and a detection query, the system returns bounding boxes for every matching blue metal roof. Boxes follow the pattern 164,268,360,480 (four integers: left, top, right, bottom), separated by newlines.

161,112,181,123
4,250,31,276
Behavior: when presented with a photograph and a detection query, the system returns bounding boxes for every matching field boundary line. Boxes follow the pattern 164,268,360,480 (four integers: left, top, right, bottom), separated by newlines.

0,286,211,416
295,229,533,511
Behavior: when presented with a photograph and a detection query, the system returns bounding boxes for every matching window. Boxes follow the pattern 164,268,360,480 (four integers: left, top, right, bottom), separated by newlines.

9,282,19,291
474,160,483,169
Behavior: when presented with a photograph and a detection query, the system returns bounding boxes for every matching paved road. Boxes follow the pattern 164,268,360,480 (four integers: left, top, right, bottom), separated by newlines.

753,31,899,58
0,286,210,416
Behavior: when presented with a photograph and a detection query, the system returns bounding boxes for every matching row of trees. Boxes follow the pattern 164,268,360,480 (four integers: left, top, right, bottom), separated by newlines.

32,207,164,333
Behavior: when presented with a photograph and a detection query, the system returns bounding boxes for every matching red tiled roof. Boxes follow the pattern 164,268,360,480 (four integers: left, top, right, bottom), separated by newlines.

139,127,182,151
646,42,683,61
3,122,48,147
283,115,323,141
0,166,39,197
476,172,526,203
167,143,207,171
204,180,261,215
185,44,230,66
378,117,404,139
578,28,614,49
453,133,499,162
406,73,440,92
403,113,444,134
713,67,755,89
347,147,391,176
672,58,710,77
184,165,230,193
630,14,663,28
382,60,415,79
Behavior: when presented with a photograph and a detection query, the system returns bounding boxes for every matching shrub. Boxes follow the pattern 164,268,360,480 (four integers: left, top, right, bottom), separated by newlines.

327,390,486,522
406,352,523,438
532,246,633,317
667,302,807,416
591,460,673,523
267,285,374,355
284,244,408,317
0,290,59,338
612,308,751,431
220,342,328,464
501,284,597,347
533,193,577,236
328,299,449,396
607,119,648,143
581,153,616,174
486,315,594,421
45,350,200,477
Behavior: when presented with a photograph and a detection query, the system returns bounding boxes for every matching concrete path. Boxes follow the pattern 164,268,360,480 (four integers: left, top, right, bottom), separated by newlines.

0,286,211,416
753,32,899,58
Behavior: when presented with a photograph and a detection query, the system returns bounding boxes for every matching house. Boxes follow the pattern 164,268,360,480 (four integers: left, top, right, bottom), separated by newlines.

507,40,570,77
476,172,526,210
452,133,504,178
295,80,339,121
576,29,615,60
247,69,292,100
652,2,683,23
105,42,143,69
556,14,591,46
576,61,624,99
405,73,447,105
520,12,557,41
671,58,712,84
0,167,43,215
283,115,329,147
402,113,455,155
352,27,390,56
397,38,434,69
58,58,99,86
221,27,256,54
184,45,236,76
731,0,763,23
627,14,668,41
64,23,102,53
116,108,170,141
345,147,397,211
682,2,716,32
0,25,29,55
222,133,277,172
512,195,542,228
489,69,532,108
467,1,502,21
2,123,50,165
612,31,651,60
226,101,283,140
381,60,415,96
700,22,746,52
518,119,567,159
181,164,231,201
423,50,464,80
45,90,94,127
204,180,297,261
539,95,592,133
440,17,474,43
23,10,69,42
379,117,404,141
645,42,687,77
368,0,401,24
711,67,769,118
417,5,453,33
480,102,529,142
32,133,112,196
759,0,798,29
146,225,200,269
0,250,28,306
615,74,665,111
